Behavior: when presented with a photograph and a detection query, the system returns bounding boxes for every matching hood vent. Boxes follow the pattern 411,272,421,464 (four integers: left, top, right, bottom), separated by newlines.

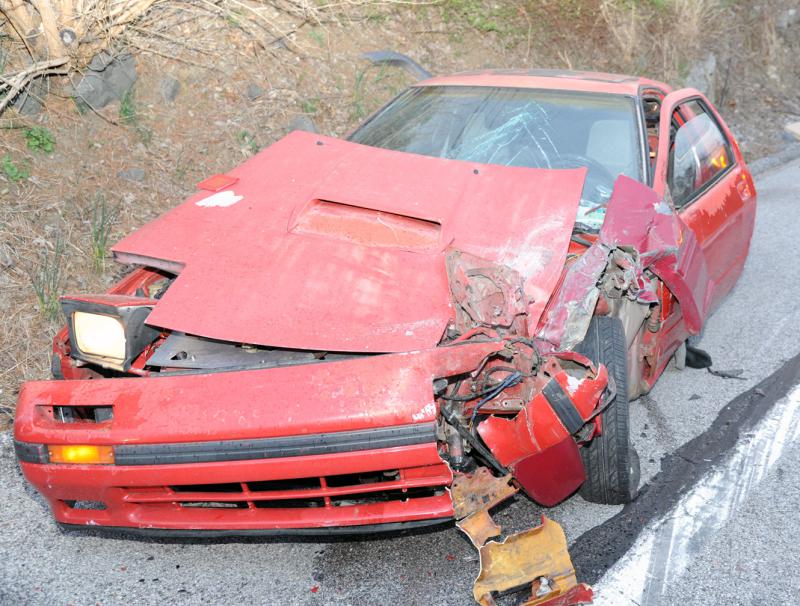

291,199,442,250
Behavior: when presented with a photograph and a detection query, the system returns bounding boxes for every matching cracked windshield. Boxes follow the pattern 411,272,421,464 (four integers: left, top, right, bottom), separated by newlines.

350,85,642,231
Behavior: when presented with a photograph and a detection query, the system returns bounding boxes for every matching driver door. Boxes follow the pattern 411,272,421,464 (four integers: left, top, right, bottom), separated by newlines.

652,88,756,318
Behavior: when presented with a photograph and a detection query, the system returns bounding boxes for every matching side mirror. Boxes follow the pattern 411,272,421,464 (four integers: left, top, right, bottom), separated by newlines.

361,50,432,81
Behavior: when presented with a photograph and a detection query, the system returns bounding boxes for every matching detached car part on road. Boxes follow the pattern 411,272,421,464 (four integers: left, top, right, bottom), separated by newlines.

14,66,755,605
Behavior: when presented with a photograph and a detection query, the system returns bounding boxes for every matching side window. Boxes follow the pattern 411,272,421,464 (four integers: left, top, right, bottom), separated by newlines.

668,99,732,207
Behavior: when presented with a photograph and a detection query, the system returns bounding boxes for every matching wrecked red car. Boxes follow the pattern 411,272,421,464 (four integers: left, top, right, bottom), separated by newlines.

14,68,755,560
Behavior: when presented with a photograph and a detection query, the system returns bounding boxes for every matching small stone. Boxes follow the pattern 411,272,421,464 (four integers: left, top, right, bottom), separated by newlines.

0,245,14,269
245,83,264,101
689,394,701,401
12,77,47,116
118,167,145,182
288,115,318,134
776,8,799,33
160,76,181,104
784,122,800,142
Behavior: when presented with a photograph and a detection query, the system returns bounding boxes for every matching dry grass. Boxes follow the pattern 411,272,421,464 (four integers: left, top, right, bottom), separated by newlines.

0,0,432,113
597,0,727,84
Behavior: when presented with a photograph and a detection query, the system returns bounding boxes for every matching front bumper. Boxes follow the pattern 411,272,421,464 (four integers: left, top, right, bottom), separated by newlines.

14,344,503,533
17,440,454,532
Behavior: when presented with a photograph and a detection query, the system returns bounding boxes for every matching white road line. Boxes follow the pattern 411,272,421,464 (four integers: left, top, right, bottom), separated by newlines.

592,383,800,605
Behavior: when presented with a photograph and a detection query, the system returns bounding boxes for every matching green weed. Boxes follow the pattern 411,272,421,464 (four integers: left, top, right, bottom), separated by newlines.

118,89,153,144
24,126,55,154
236,130,259,155
2,154,29,182
301,97,320,115
308,28,325,47
90,196,118,273
119,89,137,125
225,8,242,28
28,236,65,322
442,0,502,33
350,64,393,121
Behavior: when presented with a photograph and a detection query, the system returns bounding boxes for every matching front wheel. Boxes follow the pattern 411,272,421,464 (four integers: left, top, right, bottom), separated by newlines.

574,316,640,504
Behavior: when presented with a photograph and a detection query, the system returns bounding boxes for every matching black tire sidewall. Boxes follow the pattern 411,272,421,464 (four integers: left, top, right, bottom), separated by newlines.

574,315,638,504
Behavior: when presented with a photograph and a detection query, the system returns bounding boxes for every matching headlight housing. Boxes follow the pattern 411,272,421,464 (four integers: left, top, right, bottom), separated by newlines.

62,295,159,371
73,312,126,363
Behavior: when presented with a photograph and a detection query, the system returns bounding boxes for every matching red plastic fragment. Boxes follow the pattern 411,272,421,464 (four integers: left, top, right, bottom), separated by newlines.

535,583,594,606
197,173,239,192
512,438,586,507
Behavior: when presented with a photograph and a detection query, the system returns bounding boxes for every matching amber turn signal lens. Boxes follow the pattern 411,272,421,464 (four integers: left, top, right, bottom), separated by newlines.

48,444,115,465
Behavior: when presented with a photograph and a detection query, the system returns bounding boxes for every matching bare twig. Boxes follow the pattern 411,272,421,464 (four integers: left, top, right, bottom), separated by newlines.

0,56,68,113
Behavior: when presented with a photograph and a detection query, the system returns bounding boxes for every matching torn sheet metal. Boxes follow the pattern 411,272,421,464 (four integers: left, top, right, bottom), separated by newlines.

452,467,518,548
600,176,709,334
452,470,592,606
537,175,710,351
451,467,518,519
471,516,592,606
446,250,528,335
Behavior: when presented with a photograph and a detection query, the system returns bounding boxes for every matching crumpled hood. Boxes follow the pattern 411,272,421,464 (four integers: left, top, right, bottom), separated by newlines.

113,131,585,352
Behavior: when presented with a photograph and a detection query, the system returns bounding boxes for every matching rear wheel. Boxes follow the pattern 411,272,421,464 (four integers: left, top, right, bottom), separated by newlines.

574,316,640,504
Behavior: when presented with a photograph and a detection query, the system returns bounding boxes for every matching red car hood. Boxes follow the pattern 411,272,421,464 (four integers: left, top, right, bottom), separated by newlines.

113,131,585,352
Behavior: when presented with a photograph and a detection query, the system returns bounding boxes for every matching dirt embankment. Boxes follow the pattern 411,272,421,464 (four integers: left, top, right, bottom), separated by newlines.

1,0,799,426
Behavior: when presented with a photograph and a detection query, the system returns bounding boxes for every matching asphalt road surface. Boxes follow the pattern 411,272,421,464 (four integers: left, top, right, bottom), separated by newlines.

2,156,800,606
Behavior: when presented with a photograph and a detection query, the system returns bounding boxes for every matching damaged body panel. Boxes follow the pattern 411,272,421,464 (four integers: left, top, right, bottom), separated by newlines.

15,70,755,605
452,468,592,605
112,131,585,353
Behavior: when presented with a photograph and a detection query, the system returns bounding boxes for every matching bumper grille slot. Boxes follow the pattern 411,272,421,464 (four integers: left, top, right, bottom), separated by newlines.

124,466,450,511
330,486,439,507
171,482,242,493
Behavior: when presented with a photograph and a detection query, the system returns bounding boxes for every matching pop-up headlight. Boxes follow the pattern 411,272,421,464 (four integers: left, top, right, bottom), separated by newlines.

62,295,159,371
73,312,126,363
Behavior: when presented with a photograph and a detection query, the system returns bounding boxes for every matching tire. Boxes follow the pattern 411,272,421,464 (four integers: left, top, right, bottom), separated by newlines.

574,316,640,504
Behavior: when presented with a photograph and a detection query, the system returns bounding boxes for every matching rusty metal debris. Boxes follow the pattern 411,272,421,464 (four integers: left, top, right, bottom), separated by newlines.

452,467,593,606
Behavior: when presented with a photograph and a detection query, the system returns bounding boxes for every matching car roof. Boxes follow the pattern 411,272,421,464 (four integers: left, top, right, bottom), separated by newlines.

414,69,671,96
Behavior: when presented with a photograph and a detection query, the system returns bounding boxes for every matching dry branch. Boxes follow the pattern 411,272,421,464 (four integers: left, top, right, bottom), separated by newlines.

0,56,68,113
0,0,424,112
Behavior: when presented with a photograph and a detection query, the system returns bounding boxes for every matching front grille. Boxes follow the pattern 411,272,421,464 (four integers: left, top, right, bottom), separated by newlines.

122,465,450,511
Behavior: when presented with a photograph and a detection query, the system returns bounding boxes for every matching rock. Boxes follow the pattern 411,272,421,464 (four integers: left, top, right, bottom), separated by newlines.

12,78,46,116
75,51,137,110
245,83,264,101
118,167,145,182
288,115,319,134
776,8,799,33
160,76,181,104
685,53,717,101
8,55,47,115
0,245,14,269
785,122,800,142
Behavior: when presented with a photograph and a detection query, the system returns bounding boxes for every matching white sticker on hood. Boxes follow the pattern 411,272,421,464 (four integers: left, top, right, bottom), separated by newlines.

196,190,243,208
